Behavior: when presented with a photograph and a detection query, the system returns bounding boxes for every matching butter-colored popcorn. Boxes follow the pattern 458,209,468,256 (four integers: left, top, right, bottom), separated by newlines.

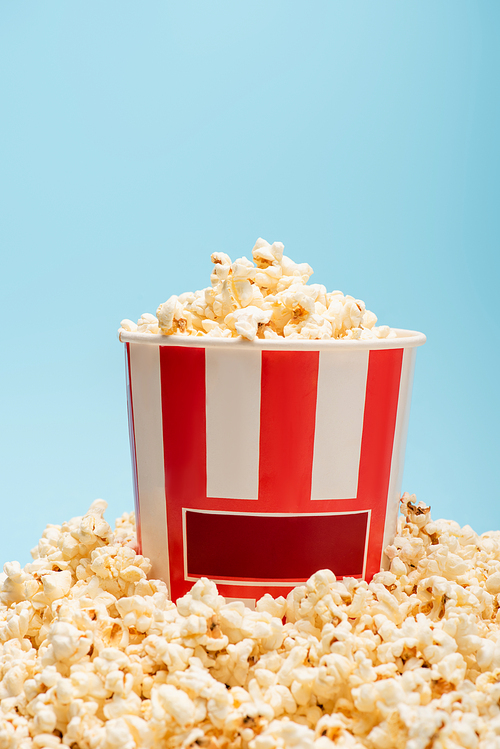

5,495,500,747
136,313,160,335
120,319,138,333
227,306,272,341
120,238,395,342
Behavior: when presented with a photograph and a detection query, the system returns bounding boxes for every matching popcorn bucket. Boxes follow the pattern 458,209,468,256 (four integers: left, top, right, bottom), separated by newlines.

120,330,425,605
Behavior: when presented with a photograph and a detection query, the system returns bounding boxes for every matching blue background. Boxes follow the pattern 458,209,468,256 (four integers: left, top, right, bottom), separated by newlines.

1,2,499,566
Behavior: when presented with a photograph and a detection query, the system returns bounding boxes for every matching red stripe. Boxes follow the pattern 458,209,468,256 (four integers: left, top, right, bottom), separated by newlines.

258,351,319,512
125,343,142,554
160,345,206,602
358,348,403,580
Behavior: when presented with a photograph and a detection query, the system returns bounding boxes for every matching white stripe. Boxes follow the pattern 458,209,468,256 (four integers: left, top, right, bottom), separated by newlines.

311,349,369,500
128,343,170,587
381,347,416,567
205,347,261,499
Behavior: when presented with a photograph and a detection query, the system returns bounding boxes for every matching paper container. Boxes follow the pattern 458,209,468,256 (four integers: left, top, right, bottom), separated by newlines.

120,329,425,606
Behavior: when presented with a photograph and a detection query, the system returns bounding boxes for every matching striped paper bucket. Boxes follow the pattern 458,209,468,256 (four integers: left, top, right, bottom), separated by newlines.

120,329,425,606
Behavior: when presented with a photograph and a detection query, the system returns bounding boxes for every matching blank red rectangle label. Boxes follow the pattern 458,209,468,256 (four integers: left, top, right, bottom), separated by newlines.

185,511,368,581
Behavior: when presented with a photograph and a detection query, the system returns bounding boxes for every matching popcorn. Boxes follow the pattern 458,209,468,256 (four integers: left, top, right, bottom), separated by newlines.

120,238,395,342
136,313,160,335
228,306,272,341
4,496,500,747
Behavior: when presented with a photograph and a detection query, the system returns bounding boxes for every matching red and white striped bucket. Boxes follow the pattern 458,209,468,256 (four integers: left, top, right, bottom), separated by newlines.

120,330,425,606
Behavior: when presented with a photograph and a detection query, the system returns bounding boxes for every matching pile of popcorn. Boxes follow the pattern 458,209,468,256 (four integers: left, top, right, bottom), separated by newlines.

120,238,395,342
3,498,500,748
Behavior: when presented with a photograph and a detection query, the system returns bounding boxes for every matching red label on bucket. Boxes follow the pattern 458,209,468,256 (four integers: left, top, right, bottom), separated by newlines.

127,341,408,604
185,510,369,581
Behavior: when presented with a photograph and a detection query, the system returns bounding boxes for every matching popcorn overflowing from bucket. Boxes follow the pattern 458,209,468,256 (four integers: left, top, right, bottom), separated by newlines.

3,496,500,747
120,238,395,342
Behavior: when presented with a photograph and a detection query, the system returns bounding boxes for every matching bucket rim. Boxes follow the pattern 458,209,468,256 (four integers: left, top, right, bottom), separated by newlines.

119,327,426,350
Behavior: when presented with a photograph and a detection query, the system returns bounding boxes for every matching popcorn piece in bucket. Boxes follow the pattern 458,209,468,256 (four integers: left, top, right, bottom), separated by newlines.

120,238,396,342
3,494,500,746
